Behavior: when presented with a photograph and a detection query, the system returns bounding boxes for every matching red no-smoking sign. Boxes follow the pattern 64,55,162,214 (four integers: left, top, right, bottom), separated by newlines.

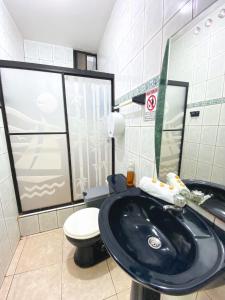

147,94,156,112
144,87,158,121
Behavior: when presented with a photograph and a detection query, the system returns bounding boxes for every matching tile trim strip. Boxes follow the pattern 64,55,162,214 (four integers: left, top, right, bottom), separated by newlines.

115,75,160,105
187,97,225,108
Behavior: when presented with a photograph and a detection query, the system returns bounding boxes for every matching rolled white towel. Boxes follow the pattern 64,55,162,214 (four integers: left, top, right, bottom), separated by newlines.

166,172,190,197
139,176,179,204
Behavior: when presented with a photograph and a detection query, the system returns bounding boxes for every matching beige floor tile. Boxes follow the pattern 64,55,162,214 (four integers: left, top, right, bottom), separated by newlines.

107,258,131,293
7,264,61,300
62,258,116,300
197,291,211,300
0,275,13,300
117,288,131,300
104,295,118,300
63,234,75,262
16,229,63,273
205,284,225,300
7,238,26,276
162,293,197,300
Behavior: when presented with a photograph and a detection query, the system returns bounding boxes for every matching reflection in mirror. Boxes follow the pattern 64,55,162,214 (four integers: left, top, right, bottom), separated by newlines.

156,2,225,222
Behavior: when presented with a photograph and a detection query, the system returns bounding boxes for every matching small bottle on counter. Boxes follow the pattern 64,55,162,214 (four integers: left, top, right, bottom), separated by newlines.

127,161,135,187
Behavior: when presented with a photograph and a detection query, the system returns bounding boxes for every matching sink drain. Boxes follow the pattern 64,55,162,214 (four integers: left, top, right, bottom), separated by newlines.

148,237,162,249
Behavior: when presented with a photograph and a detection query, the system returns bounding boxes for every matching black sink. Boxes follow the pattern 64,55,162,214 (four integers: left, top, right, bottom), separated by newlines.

184,179,225,222
99,188,225,298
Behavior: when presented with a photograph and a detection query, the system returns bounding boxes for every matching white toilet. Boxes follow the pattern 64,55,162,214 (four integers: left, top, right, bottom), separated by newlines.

63,207,109,267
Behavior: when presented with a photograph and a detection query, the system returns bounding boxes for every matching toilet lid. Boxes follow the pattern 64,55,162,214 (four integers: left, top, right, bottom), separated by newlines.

63,207,100,240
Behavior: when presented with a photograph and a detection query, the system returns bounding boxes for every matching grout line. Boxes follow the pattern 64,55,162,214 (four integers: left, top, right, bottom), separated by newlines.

13,262,61,277
106,259,117,296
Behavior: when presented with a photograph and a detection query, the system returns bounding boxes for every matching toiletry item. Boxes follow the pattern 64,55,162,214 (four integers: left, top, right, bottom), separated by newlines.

166,172,190,197
190,190,213,205
139,177,180,204
127,161,135,187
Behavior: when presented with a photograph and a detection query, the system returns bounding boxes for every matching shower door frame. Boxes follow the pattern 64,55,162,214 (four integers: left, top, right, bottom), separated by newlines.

0,60,115,214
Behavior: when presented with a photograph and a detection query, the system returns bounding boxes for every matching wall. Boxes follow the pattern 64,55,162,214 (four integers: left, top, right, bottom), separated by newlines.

97,1,225,299
97,0,217,184
24,40,73,68
168,3,225,185
0,0,24,61
0,0,24,287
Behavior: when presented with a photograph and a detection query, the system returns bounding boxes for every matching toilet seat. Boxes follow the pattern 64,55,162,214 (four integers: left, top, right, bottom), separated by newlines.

63,207,100,240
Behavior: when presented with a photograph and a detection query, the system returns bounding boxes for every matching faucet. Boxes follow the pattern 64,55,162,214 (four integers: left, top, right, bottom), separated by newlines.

163,194,186,214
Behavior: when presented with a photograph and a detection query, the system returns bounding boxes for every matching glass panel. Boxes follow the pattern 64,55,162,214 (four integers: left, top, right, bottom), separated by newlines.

159,130,182,181
10,134,71,211
163,85,186,130
1,68,66,133
87,55,97,71
77,52,87,70
65,76,112,200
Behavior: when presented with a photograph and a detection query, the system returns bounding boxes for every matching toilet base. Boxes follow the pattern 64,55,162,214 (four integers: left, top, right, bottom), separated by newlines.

66,235,109,268
74,239,109,268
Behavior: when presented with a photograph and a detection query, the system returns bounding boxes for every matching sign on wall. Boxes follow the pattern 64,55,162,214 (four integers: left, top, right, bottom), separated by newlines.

144,87,158,122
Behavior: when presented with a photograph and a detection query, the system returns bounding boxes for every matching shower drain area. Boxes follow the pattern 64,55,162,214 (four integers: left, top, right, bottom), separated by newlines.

148,236,162,249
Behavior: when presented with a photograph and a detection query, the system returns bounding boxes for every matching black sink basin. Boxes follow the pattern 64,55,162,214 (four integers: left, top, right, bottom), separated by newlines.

99,188,225,297
184,179,225,222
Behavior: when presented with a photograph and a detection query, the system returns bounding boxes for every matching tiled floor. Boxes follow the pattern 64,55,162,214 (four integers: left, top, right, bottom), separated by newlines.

0,229,132,300
0,228,221,300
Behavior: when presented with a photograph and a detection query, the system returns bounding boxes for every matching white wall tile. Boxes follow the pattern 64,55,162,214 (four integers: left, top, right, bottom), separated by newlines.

163,1,192,45
24,40,74,68
206,76,224,99
0,197,13,275
144,0,163,44
214,146,225,167
24,40,39,59
130,51,144,90
139,158,155,178
198,144,215,163
195,161,212,181
216,126,225,146
38,43,53,61
202,104,221,125
201,126,218,145
210,27,225,57
130,10,144,61
57,207,73,227
220,104,225,125
143,32,162,82
211,165,225,185
191,82,206,102
129,127,140,155
180,158,197,179
188,126,202,143
193,0,217,17
208,53,225,79
38,211,58,232
140,126,155,160
163,0,190,23
19,215,40,236
183,142,199,160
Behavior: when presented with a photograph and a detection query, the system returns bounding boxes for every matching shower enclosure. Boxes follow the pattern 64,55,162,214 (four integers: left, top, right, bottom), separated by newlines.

0,61,114,213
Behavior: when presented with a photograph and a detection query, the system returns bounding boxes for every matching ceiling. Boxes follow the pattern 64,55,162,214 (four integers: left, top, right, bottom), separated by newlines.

3,0,115,52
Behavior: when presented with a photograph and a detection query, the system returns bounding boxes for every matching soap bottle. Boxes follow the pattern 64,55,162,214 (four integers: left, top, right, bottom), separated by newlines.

127,161,135,187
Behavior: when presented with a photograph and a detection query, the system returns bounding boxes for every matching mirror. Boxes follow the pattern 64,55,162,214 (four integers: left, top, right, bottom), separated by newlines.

156,1,225,221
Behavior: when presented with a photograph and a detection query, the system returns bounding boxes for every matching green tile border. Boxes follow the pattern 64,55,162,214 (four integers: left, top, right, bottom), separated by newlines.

115,75,160,105
155,40,170,176
187,97,225,108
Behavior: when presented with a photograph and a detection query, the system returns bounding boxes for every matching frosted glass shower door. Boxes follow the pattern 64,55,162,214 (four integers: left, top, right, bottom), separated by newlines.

65,76,112,200
1,68,71,211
